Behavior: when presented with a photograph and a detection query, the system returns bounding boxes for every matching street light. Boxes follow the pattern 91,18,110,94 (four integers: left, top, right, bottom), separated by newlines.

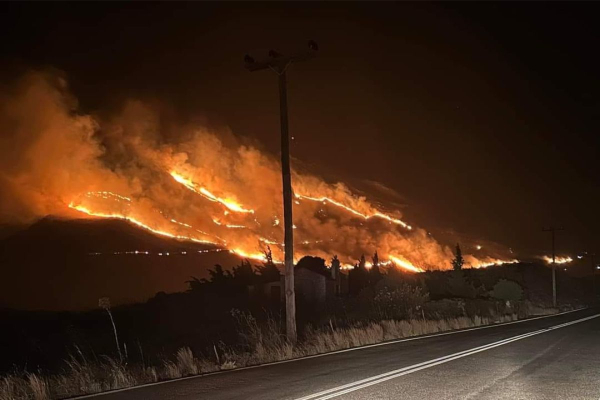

244,41,318,343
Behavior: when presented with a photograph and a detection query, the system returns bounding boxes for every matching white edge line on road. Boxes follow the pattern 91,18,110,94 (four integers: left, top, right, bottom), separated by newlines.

298,313,600,400
71,307,586,399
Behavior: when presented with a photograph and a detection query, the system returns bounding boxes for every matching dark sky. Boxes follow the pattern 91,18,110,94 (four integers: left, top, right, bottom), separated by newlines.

1,2,599,259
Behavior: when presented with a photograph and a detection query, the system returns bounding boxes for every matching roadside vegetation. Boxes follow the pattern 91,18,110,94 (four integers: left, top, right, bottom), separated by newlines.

0,251,590,400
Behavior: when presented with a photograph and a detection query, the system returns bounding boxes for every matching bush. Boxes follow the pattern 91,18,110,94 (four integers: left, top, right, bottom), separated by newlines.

372,283,429,320
422,299,465,319
448,273,476,299
491,279,523,301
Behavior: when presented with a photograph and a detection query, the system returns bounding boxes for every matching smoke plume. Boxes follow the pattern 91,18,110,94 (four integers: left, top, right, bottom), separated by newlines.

0,71,511,270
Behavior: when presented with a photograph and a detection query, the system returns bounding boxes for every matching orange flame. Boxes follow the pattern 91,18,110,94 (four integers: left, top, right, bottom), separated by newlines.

470,259,519,268
170,171,254,214
69,203,216,245
542,256,573,264
388,255,425,273
295,193,412,230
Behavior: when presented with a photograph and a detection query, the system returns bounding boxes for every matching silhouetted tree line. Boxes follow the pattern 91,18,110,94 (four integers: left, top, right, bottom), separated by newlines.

186,247,280,296
348,252,383,295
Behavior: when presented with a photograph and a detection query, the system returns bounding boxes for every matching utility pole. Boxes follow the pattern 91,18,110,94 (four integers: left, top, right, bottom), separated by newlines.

578,251,597,299
543,226,564,307
591,253,596,298
244,41,318,343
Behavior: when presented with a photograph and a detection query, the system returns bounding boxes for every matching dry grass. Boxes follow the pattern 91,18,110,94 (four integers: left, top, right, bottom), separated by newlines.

0,306,550,400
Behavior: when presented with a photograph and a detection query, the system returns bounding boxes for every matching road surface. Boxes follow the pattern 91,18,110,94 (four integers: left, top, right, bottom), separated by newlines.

80,308,600,400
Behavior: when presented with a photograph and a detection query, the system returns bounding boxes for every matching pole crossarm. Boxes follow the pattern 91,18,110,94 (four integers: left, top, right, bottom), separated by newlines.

244,51,315,73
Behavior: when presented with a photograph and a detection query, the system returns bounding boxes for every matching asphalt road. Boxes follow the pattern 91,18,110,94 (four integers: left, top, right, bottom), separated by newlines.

81,308,600,400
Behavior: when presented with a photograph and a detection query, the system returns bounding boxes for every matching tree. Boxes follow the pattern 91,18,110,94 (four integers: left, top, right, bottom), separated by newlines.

186,276,204,292
372,252,379,269
451,243,464,271
232,259,256,286
296,255,328,276
369,251,383,285
358,254,367,270
349,254,369,295
205,264,232,286
331,255,341,278
256,246,281,283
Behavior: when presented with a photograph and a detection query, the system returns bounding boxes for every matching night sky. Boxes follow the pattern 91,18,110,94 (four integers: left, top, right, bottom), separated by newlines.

2,2,599,258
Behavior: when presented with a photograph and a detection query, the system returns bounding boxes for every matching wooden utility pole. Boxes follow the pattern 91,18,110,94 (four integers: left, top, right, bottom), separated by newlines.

543,226,564,307
244,41,318,343
591,253,596,297
578,251,597,298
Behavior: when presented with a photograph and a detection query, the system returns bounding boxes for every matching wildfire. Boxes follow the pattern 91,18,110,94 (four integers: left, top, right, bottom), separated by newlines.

229,248,269,262
388,255,424,273
170,171,254,214
295,193,412,230
211,218,246,229
471,259,519,268
86,191,131,203
170,219,192,229
542,256,573,264
3,70,526,285
68,203,216,245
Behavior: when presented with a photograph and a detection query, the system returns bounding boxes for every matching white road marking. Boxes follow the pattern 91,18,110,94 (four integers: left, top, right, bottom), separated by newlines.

72,308,586,399
296,313,600,400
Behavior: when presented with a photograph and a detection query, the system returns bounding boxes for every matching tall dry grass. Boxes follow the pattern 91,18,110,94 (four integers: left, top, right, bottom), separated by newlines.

0,302,553,400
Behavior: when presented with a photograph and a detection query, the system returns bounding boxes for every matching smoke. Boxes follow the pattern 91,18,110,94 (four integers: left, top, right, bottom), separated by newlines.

0,71,124,222
0,71,508,270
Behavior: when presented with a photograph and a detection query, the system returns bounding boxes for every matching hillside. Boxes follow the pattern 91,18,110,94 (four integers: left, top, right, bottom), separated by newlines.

0,217,243,310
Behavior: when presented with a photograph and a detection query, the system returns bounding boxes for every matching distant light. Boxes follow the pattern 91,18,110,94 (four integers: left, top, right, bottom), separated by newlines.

577,255,584,259
476,245,482,250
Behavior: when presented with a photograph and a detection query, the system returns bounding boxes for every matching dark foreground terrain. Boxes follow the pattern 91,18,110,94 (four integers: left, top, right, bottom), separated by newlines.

82,308,600,400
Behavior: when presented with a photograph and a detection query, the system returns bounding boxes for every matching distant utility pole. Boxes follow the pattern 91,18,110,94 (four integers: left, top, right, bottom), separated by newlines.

578,251,597,298
543,226,564,307
244,41,318,343
590,253,596,297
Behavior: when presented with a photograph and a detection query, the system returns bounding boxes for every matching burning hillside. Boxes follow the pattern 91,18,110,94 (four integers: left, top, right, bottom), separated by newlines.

0,71,515,271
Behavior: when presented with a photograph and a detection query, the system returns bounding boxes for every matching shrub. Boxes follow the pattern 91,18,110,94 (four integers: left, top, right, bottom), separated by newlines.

422,299,465,319
448,273,476,299
372,283,429,320
491,279,523,301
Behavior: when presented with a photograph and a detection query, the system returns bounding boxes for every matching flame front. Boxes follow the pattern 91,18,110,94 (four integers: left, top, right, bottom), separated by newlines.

170,171,254,214
542,256,573,264
294,194,412,230
388,255,425,273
